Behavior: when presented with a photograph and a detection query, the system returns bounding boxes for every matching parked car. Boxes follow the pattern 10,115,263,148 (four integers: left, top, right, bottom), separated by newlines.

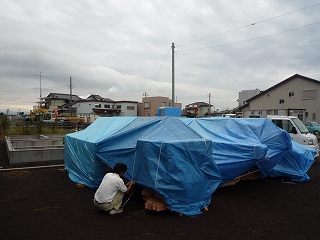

267,115,319,157
305,121,320,137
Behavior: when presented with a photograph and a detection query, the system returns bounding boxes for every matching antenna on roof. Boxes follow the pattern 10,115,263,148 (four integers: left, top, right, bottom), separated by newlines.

32,62,54,107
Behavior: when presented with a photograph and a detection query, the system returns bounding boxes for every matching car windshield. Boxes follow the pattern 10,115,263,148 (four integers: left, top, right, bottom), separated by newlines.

292,118,309,133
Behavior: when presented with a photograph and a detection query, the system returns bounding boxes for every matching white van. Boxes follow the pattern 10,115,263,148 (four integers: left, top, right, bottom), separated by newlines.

267,115,319,156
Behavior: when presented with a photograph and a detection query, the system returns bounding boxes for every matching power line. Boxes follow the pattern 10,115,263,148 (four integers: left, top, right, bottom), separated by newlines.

177,2,320,48
179,21,320,52
147,46,172,95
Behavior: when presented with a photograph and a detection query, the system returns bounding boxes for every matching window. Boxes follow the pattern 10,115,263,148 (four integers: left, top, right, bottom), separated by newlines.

272,119,294,133
162,102,166,107
127,106,134,110
302,90,316,100
279,99,284,104
313,113,316,120
274,110,278,115
116,105,121,109
306,112,308,117
289,91,294,97
144,102,150,108
104,104,110,108
94,104,101,108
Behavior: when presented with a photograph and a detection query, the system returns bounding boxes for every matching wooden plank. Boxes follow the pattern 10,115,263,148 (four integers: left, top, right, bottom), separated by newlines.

76,183,86,188
143,189,169,212
220,178,240,188
239,172,260,181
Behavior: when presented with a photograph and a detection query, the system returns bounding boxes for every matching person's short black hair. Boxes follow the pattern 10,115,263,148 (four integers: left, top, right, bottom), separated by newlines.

112,162,128,174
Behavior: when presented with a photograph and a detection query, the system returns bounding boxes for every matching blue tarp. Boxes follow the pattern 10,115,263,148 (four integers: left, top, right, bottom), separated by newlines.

65,117,221,215
181,117,316,182
158,107,181,117
181,118,292,185
266,141,315,182
64,116,316,215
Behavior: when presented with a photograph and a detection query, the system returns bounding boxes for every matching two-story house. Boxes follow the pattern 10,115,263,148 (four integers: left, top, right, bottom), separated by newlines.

40,93,81,112
241,74,320,123
75,95,138,123
39,93,138,123
182,102,213,118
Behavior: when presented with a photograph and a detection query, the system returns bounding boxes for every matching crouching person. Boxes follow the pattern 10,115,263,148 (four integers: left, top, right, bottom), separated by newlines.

94,162,135,215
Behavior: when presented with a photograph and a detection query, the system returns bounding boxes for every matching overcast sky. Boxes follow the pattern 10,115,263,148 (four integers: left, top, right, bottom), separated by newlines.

1,0,320,114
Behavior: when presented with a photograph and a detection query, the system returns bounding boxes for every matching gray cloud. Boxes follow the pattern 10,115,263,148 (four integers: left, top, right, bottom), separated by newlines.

1,0,320,114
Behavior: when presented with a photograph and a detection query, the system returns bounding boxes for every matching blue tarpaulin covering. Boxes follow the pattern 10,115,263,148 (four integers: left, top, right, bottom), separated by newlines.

64,116,316,215
266,141,315,182
181,118,292,185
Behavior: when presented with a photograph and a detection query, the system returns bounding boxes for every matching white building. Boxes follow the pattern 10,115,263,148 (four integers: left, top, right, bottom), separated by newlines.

75,95,138,123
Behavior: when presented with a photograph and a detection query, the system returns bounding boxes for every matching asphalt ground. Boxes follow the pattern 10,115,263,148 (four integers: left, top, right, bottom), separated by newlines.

1,141,320,240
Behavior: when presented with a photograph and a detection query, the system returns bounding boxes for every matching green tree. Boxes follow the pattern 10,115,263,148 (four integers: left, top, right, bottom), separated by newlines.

0,115,11,135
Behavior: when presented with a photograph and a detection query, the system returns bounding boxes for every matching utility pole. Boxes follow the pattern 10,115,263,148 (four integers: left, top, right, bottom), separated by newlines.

172,43,175,107
208,93,211,117
33,62,53,107
69,76,74,116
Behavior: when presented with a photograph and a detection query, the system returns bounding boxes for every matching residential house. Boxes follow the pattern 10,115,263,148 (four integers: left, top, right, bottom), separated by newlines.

40,93,81,112
241,74,320,123
139,96,182,116
38,93,138,123
39,93,81,117
182,102,213,118
75,95,138,123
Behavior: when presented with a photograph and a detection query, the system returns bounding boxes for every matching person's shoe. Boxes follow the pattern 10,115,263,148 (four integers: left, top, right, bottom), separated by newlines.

109,208,123,215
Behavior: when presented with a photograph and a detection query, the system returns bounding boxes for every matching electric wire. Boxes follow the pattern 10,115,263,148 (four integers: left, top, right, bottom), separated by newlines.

179,21,320,52
144,3,320,109
147,46,172,95
177,2,320,48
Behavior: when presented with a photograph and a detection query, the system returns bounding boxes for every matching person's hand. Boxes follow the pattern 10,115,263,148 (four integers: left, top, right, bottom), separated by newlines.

126,180,135,187
129,181,135,186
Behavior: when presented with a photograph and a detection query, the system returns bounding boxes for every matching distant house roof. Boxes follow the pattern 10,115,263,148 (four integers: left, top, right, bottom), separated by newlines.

185,102,210,109
43,93,81,101
85,94,114,101
245,74,320,103
77,99,115,103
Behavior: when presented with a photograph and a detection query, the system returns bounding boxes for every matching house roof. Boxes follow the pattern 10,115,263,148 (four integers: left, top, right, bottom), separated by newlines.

43,93,81,101
185,102,210,108
86,94,114,101
245,74,320,103
77,99,115,103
